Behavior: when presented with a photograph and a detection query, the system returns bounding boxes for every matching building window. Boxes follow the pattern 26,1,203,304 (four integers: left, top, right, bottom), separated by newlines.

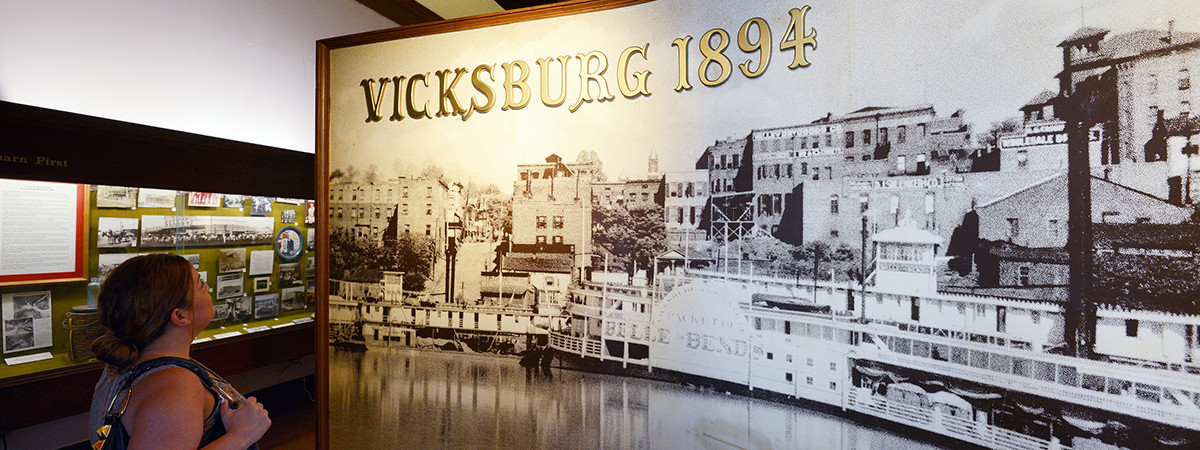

824,134,831,147
426,205,432,216
880,127,889,143
845,131,855,148
862,129,871,146
537,216,547,228
830,229,839,238
553,216,563,229
425,224,431,236
830,362,837,371
896,155,906,172
1182,69,1192,90
1007,218,1020,240
807,376,814,385
337,208,343,218
1032,310,1041,324
801,162,808,174
1126,319,1138,337
536,235,547,244
786,164,793,178
402,204,409,215
918,123,926,136
786,373,793,382
924,193,935,214
911,297,920,321
1019,266,1031,286
1048,219,1060,240
807,358,814,367
897,125,907,143
1183,101,1191,118
404,224,410,233
720,155,727,169
552,236,563,244
426,186,432,198
766,352,774,360
374,208,381,219
830,195,839,214
830,381,837,390
732,155,740,168
997,306,1007,333
859,195,869,213
1017,150,1028,168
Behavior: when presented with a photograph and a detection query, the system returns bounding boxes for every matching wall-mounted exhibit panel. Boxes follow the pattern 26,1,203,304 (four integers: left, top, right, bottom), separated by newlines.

0,101,317,432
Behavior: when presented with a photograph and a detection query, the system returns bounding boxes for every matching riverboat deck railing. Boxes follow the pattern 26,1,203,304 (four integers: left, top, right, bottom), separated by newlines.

846,387,1068,450
550,332,602,358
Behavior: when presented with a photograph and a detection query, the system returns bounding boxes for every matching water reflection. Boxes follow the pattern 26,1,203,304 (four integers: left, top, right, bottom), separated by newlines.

330,346,945,449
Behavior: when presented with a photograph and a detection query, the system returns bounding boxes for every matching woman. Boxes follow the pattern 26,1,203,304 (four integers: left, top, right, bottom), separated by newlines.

89,253,271,449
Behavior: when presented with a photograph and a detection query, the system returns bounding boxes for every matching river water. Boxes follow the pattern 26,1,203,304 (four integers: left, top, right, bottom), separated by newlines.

330,346,946,449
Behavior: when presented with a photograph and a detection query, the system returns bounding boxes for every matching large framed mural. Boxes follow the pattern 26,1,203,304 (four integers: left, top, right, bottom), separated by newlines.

318,1,1200,448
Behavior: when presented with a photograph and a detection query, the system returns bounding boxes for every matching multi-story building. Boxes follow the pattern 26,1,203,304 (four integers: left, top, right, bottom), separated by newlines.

1058,25,1200,201
662,169,708,244
512,154,594,279
998,90,1105,172
329,178,401,244
591,178,662,209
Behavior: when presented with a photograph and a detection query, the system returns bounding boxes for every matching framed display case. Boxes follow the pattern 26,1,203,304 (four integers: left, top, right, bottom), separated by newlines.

0,100,317,433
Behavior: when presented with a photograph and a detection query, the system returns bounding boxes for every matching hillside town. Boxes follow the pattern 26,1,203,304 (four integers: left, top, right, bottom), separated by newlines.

327,23,1200,450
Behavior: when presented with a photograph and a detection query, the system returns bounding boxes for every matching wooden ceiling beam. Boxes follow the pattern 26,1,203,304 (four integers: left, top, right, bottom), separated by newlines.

354,0,443,25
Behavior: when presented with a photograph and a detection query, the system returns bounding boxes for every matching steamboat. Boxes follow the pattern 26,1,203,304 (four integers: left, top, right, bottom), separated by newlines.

549,224,1200,450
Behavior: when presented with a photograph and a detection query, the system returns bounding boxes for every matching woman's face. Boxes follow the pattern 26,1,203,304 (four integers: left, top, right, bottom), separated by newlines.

188,265,214,333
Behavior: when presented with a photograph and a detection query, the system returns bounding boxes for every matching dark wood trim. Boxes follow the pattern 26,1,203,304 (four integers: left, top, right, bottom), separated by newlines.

320,0,654,49
0,101,314,200
0,323,313,433
354,0,443,25
315,39,333,450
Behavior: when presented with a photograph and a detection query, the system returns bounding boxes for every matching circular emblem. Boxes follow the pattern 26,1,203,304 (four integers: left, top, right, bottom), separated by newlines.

275,226,304,261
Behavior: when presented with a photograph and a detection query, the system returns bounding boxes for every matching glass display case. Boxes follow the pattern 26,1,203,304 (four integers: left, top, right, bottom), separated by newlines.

0,100,316,433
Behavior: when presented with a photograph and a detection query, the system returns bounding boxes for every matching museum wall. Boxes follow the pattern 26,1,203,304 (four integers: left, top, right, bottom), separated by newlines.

0,0,398,154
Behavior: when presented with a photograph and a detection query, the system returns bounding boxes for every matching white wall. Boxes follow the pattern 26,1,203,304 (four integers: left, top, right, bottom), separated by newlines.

0,0,398,153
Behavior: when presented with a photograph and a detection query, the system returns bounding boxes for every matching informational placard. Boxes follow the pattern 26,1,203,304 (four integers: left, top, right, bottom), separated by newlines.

0,179,86,284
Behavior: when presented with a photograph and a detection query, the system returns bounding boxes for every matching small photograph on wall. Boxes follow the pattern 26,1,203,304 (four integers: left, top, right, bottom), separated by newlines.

223,194,245,208
254,294,279,319
98,253,138,284
253,276,271,293
305,281,315,303
278,262,303,287
182,254,201,269
250,196,273,216
280,287,305,312
304,256,315,279
212,302,229,323
2,291,52,352
187,192,221,208
276,198,303,205
219,248,246,273
306,230,315,251
228,296,253,323
96,185,137,208
215,273,243,300
305,200,316,224
96,217,139,248
136,188,177,209
281,209,297,224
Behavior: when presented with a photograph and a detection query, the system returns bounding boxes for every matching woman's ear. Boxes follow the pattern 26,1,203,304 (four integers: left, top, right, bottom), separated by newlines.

169,307,192,327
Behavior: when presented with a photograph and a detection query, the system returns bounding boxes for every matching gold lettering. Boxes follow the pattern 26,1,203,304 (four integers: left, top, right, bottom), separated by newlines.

536,56,572,107
359,78,389,122
463,64,496,121
569,51,614,112
501,61,531,111
435,68,470,117
406,73,431,119
389,76,406,121
617,44,651,99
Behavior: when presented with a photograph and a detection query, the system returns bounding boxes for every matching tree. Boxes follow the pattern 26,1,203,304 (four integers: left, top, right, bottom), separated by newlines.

976,117,1022,149
329,230,437,292
592,205,667,283
420,164,444,180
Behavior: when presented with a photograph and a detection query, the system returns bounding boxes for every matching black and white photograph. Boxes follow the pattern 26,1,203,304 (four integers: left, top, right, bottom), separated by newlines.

305,200,316,224
228,296,253,323
98,253,138,284
249,196,272,216
212,302,229,323
139,215,273,248
182,253,200,269
198,271,208,291
277,262,302,287
253,293,278,319
248,249,274,276
304,256,315,279
218,248,246,273
280,287,305,312
253,276,271,293
223,194,245,208
281,208,296,224
275,197,303,205
186,192,220,208
215,272,243,300
322,1,1200,449
136,188,177,209
306,229,315,251
96,217,139,248
2,291,52,352
95,185,137,208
